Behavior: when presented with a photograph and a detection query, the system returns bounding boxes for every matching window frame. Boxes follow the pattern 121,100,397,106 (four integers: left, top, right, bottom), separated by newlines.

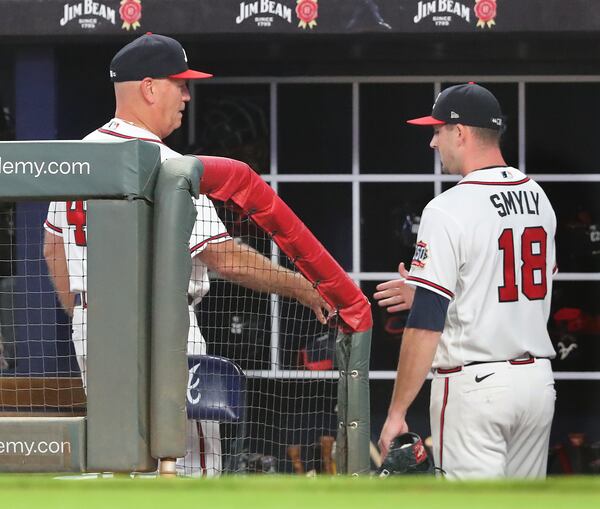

191,75,600,381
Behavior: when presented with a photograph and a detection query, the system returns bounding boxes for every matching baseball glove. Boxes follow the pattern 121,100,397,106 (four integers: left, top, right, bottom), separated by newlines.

378,432,435,476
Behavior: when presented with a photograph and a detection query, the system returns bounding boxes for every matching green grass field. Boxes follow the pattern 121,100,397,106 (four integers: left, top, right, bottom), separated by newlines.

1,475,600,509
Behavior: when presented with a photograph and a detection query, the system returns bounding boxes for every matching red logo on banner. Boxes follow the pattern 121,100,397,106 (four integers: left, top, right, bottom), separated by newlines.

296,0,318,30
475,0,497,29
120,0,142,31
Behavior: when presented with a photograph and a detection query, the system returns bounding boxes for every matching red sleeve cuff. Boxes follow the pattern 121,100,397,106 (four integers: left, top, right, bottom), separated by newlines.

44,220,63,235
190,232,230,255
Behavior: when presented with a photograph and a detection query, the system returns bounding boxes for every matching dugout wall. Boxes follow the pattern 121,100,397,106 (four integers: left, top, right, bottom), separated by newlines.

0,140,161,472
0,141,372,475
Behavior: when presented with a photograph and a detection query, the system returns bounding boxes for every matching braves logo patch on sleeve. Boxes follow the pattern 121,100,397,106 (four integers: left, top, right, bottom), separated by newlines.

411,240,429,268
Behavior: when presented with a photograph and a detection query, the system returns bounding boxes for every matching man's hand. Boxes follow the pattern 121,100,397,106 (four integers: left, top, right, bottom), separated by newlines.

378,412,409,460
373,262,415,313
294,286,332,325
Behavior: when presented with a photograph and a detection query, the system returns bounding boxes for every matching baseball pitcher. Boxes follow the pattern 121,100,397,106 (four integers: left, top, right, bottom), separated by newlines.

375,83,557,479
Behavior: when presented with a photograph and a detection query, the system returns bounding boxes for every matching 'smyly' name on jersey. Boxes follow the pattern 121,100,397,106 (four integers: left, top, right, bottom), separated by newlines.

236,1,292,26
60,1,116,28
413,0,470,25
490,191,540,217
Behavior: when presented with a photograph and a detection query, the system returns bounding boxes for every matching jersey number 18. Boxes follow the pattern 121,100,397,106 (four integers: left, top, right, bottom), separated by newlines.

498,226,547,302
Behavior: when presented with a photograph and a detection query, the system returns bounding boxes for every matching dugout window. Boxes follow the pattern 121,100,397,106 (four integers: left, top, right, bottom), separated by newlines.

278,84,352,174
186,76,600,473
279,183,352,271
198,279,272,371
359,83,436,173
361,280,410,371
189,76,600,382
540,182,600,273
189,84,271,174
360,183,433,272
549,281,600,372
526,83,600,173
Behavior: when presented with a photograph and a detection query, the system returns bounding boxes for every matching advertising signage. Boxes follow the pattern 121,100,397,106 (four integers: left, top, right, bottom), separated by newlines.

0,0,598,38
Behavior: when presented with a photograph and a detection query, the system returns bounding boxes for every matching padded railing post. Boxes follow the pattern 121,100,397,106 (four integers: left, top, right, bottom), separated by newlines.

335,333,350,475
346,329,371,475
336,329,372,475
87,199,155,472
150,156,203,467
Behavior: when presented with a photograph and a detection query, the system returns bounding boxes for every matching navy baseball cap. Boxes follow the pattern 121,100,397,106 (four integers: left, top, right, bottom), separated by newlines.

407,83,504,131
109,33,212,82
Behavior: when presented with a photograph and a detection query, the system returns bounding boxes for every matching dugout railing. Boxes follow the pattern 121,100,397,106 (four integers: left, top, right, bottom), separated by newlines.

0,141,372,475
191,155,372,475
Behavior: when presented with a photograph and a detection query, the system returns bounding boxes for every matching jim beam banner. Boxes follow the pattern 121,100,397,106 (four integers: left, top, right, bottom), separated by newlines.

0,0,599,36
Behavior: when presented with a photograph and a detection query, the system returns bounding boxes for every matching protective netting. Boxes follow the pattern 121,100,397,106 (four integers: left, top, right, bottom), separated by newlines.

182,199,338,476
0,202,85,418
0,197,340,476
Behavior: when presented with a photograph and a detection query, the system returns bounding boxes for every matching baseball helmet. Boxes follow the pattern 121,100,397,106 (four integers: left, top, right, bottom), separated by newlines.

378,432,435,476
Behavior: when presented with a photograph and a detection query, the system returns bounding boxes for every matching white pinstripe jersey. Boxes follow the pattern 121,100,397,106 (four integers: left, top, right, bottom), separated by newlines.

406,166,557,368
44,118,230,297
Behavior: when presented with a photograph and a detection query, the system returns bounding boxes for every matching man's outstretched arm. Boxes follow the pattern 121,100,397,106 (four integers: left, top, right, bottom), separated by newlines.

198,238,332,324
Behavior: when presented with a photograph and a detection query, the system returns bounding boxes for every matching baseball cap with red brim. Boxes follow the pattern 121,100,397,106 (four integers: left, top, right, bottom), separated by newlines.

110,32,212,82
407,116,446,126
407,83,504,131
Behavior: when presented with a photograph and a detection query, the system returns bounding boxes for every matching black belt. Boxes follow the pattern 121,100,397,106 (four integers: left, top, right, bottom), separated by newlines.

436,356,550,374
73,292,87,309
